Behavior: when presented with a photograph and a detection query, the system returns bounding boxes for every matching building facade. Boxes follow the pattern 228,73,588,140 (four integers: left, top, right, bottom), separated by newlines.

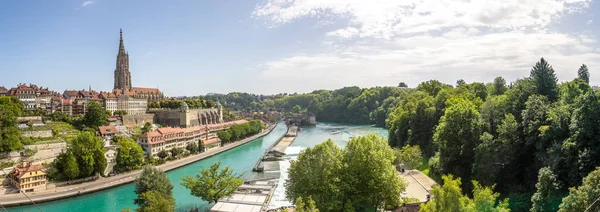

9,162,47,192
138,120,247,156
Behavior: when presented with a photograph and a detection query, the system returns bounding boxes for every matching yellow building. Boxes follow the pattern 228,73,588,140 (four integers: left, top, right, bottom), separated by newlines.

9,162,47,192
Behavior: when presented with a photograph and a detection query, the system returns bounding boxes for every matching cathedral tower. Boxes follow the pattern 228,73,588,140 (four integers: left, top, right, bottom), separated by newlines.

114,28,132,90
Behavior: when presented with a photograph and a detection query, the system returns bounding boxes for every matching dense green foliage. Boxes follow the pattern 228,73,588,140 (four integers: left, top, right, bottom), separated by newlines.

141,122,152,134
82,101,108,129
393,145,422,170
385,58,599,211
180,161,244,204
294,196,320,212
558,167,600,211
134,166,174,206
115,138,145,172
286,135,406,211
0,96,24,153
49,131,106,180
420,175,510,212
135,191,175,212
530,167,561,212
216,120,264,143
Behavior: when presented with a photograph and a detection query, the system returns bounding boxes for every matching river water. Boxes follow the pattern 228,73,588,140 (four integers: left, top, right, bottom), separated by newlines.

8,123,386,212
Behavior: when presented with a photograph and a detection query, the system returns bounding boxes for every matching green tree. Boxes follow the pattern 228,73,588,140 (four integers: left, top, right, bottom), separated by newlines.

0,96,24,153
530,58,559,102
82,101,108,129
420,175,509,212
292,105,302,113
135,191,175,212
157,150,168,159
398,82,408,88
114,110,128,116
490,77,508,96
180,161,244,204
295,196,320,212
286,136,406,211
134,166,174,206
394,145,423,170
433,96,482,191
115,139,145,172
466,181,510,212
141,122,152,134
286,139,344,211
567,92,600,184
186,142,199,154
457,79,466,86
70,131,106,178
170,147,183,157
341,135,406,209
420,175,469,212
217,131,232,143
531,167,560,212
577,64,590,84
61,151,79,180
558,167,600,212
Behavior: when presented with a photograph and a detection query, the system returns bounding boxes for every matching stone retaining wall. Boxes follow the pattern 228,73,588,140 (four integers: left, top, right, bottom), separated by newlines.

21,130,53,138
122,114,154,126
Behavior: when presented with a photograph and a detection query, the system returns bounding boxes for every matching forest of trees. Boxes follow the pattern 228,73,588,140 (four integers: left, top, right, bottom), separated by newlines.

386,59,597,211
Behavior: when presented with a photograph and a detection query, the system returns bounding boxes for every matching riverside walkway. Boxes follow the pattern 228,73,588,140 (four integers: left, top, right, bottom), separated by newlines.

211,125,297,212
1,123,278,207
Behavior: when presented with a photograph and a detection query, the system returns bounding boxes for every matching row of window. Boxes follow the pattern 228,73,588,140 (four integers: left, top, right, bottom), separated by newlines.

20,181,45,189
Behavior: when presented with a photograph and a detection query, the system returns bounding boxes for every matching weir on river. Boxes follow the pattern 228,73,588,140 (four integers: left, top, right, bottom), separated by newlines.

6,123,387,212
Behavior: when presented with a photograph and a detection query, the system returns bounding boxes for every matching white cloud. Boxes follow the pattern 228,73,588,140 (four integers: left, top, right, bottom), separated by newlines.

587,19,593,25
81,1,95,7
251,0,599,91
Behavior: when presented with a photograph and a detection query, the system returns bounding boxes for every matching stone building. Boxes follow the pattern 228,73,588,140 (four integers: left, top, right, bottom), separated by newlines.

114,29,132,91
150,102,223,128
62,89,147,116
138,120,247,156
9,162,47,192
6,83,55,111
0,86,7,96
112,29,163,102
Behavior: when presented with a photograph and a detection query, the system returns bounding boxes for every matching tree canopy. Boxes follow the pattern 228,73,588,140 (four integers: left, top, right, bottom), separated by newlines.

180,161,244,204
134,166,174,206
0,96,24,153
82,101,108,129
115,138,145,172
286,135,406,211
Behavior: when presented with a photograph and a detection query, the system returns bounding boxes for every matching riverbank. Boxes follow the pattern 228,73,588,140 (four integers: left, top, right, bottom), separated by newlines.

210,125,297,211
1,123,278,207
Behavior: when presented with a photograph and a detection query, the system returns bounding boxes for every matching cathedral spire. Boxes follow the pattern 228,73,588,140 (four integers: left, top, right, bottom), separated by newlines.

114,28,132,91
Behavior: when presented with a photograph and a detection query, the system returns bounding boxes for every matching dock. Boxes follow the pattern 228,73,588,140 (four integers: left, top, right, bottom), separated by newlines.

210,125,298,212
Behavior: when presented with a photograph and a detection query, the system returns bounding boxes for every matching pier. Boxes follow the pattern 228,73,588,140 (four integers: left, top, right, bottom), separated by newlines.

210,125,298,212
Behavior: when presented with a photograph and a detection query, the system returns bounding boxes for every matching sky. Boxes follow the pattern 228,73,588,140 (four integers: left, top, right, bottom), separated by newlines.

0,0,599,96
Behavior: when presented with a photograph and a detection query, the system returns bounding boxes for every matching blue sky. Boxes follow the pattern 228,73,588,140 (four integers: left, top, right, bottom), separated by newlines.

1,0,599,96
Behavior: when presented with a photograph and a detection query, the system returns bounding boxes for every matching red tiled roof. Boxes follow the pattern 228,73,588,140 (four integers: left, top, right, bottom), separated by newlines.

98,125,118,136
203,138,221,145
63,90,79,97
140,120,248,145
11,163,45,179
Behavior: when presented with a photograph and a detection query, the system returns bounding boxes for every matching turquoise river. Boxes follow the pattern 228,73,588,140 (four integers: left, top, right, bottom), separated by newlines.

8,123,387,212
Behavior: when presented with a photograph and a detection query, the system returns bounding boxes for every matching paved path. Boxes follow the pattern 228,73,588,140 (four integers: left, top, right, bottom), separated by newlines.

0,124,278,207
